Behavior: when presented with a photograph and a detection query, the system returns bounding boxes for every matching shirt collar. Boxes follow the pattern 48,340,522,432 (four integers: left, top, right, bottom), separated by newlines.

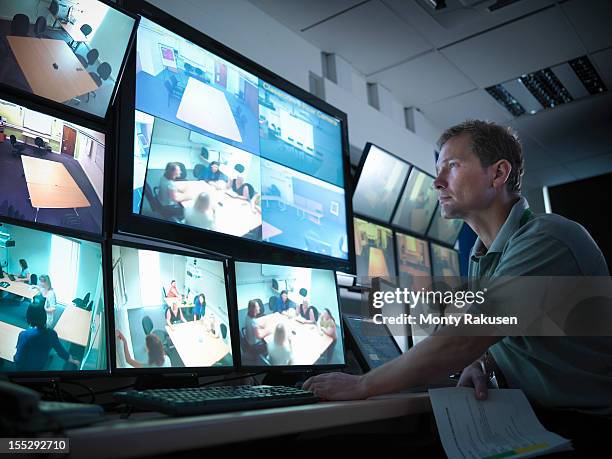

471,197,530,257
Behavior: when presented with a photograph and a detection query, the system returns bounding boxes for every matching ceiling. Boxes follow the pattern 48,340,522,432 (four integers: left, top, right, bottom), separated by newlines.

250,0,612,189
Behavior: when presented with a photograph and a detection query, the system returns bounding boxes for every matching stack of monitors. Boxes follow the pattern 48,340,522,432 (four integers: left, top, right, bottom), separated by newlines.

119,2,353,273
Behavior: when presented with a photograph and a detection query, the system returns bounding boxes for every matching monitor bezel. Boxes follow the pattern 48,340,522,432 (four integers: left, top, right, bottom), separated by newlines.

114,0,356,274
108,237,238,376
0,216,110,379
229,258,347,372
0,89,112,237
0,0,140,124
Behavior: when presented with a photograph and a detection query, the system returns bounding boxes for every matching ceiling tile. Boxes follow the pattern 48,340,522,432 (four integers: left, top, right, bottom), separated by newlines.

591,48,612,90
249,0,366,31
301,0,432,75
421,89,512,129
371,51,476,106
440,6,586,88
561,0,612,53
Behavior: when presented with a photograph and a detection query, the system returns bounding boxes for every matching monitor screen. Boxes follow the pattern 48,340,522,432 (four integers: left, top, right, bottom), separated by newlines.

352,144,409,223
371,277,410,353
0,0,137,119
234,261,345,367
395,232,431,291
130,16,349,265
353,217,396,283
343,314,402,371
111,243,233,371
430,243,461,278
0,221,107,374
392,168,437,235
0,97,105,234
427,205,464,245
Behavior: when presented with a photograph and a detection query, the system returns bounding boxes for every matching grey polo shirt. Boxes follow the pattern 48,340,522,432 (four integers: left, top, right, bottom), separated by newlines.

468,197,612,416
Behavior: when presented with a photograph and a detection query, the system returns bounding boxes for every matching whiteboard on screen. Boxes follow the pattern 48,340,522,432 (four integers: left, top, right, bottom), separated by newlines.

23,109,53,135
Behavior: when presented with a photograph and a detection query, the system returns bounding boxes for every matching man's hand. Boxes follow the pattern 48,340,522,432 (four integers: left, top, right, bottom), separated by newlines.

457,361,488,400
302,373,368,401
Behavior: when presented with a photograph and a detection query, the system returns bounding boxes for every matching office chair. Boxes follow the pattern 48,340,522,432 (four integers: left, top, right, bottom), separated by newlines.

48,0,60,27
220,323,227,340
234,164,245,174
143,183,184,221
71,24,92,50
11,14,30,37
142,316,154,336
9,135,25,157
76,48,99,69
299,288,308,298
86,62,112,102
34,17,51,38
184,62,193,74
34,137,47,155
194,67,203,80
268,295,278,313
193,164,205,180
29,274,38,286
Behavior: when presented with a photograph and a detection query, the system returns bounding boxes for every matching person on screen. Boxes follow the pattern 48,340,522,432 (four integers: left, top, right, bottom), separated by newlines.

158,162,188,206
267,323,293,366
193,293,206,321
166,280,181,298
318,308,337,341
16,259,30,282
116,330,171,368
34,275,56,329
166,301,187,329
245,299,270,352
273,290,296,315
13,305,80,372
227,175,256,201
198,161,227,183
298,300,318,324
184,193,216,231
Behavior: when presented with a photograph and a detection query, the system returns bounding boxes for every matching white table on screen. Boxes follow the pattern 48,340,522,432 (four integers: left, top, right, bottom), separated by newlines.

175,77,242,143
54,306,92,347
165,321,231,367
0,321,24,362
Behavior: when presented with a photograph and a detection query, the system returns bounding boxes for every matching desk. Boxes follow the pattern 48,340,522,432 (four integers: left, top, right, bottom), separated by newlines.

66,393,431,458
0,321,25,362
21,156,90,220
7,36,98,103
176,77,242,143
179,180,261,236
54,306,92,347
165,321,231,367
258,312,333,365
0,277,38,299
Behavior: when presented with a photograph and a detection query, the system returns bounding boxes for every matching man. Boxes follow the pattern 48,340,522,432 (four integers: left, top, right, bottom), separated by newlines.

272,290,296,314
304,120,611,447
198,161,227,183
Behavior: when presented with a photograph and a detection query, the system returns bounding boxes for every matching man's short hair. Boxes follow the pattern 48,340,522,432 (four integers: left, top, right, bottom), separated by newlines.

437,120,524,194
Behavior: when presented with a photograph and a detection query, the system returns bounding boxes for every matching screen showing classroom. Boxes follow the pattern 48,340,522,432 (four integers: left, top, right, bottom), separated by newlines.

395,232,431,291
352,144,409,223
430,243,461,278
0,222,107,373
427,204,464,245
235,261,344,367
112,245,233,370
392,168,437,235
0,97,105,233
0,0,136,118
353,217,397,284
132,16,348,261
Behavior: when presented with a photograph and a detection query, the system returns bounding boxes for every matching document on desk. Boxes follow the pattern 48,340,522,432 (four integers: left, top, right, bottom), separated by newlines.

429,387,572,459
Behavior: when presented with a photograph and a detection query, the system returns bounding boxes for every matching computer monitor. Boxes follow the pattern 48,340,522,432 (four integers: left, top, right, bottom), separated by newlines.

395,232,432,291
392,168,437,235
352,143,410,223
111,241,234,373
370,277,410,353
0,96,105,234
233,260,345,369
118,4,353,273
353,217,397,285
427,204,464,245
0,220,108,376
430,242,461,278
343,314,402,372
0,0,138,120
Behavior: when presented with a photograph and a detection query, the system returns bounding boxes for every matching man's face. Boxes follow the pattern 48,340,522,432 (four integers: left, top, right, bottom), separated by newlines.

281,293,287,302
211,164,219,173
434,134,495,219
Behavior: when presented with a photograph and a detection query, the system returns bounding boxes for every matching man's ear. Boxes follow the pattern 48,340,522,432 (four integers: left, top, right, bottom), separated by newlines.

491,159,512,189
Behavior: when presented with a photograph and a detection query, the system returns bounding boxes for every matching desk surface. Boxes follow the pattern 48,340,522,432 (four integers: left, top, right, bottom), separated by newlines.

54,306,92,347
21,156,90,209
176,77,242,143
0,320,25,362
7,36,98,103
61,21,90,43
0,277,37,299
165,320,231,367
66,392,431,459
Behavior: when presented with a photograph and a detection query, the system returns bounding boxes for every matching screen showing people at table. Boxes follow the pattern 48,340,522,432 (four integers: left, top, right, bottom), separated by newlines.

0,98,105,233
0,222,106,373
430,243,460,278
0,0,136,118
135,116,262,239
396,232,431,291
259,81,343,187
352,145,409,222
235,262,344,366
392,169,437,235
132,16,349,262
353,217,396,282
427,206,464,245
112,245,232,369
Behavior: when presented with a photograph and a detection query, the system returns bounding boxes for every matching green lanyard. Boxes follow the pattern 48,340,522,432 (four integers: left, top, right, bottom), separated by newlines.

519,208,533,228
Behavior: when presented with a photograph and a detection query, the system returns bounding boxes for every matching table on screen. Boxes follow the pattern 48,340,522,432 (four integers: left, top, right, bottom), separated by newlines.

54,306,92,347
165,321,231,367
0,321,24,362
0,278,37,300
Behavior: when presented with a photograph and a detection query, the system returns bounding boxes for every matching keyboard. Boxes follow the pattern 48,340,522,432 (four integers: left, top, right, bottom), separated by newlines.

114,385,318,416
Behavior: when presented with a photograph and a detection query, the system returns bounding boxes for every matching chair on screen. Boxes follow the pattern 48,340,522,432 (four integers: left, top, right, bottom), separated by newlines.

48,0,60,27
77,48,99,69
143,183,184,222
34,17,51,39
86,62,112,102
10,135,25,157
11,14,30,37
34,137,48,156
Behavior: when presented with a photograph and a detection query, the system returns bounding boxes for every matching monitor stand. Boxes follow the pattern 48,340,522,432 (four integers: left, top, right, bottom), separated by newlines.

134,373,199,390
261,370,313,387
